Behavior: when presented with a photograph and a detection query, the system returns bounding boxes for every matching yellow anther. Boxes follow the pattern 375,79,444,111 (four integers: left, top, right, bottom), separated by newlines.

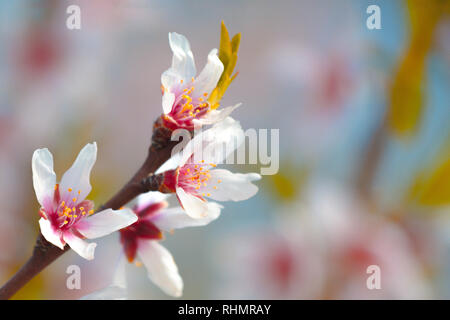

78,190,81,195
68,188,72,192
218,179,222,183
213,186,218,190
88,210,94,215
203,92,208,97
191,77,195,82
180,79,183,84
63,221,68,225
198,97,203,102
207,193,211,197
72,197,77,202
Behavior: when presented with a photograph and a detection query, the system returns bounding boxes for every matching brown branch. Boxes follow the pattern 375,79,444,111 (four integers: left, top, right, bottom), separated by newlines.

0,121,180,300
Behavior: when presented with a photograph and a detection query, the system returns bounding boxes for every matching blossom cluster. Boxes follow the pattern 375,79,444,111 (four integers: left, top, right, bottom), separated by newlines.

32,24,260,298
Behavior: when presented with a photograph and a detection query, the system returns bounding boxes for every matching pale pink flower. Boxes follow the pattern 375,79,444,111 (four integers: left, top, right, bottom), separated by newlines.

157,117,261,219
33,142,137,260
160,33,240,131
82,191,220,299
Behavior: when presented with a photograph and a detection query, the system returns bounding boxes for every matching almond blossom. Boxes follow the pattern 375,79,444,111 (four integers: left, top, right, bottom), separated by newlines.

83,191,220,299
33,142,137,260
156,117,261,219
160,32,240,131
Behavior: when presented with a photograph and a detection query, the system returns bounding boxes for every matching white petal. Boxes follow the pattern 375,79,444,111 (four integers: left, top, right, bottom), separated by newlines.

180,117,244,166
176,187,223,219
194,103,241,126
112,253,128,289
161,69,183,91
166,32,196,83
32,148,56,211
81,253,128,300
59,142,97,204
193,48,224,96
162,92,175,114
39,218,64,250
63,231,97,260
137,240,183,297
152,206,220,231
155,151,183,175
137,191,170,209
75,208,137,239
203,169,261,201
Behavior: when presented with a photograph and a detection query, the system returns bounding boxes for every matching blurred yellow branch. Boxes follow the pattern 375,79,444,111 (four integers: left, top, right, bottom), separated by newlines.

387,0,447,138
407,139,450,207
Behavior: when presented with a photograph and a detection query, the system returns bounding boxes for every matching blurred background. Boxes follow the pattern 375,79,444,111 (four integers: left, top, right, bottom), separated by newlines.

0,0,449,299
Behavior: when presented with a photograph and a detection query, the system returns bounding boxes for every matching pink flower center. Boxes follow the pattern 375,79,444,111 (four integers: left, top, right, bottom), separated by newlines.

44,184,94,231
164,80,211,129
119,202,165,262
177,161,220,197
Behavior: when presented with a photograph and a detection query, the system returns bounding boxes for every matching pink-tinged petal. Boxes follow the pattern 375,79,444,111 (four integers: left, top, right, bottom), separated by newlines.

137,240,183,297
59,142,97,205
162,92,175,114
192,48,224,97
39,218,64,250
193,103,241,126
63,231,97,260
32,148,56,211
152,206,220,231
202,169,261,201
76,208,137,240
137,201,168,219
176,187,223,219
136,191,170,211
